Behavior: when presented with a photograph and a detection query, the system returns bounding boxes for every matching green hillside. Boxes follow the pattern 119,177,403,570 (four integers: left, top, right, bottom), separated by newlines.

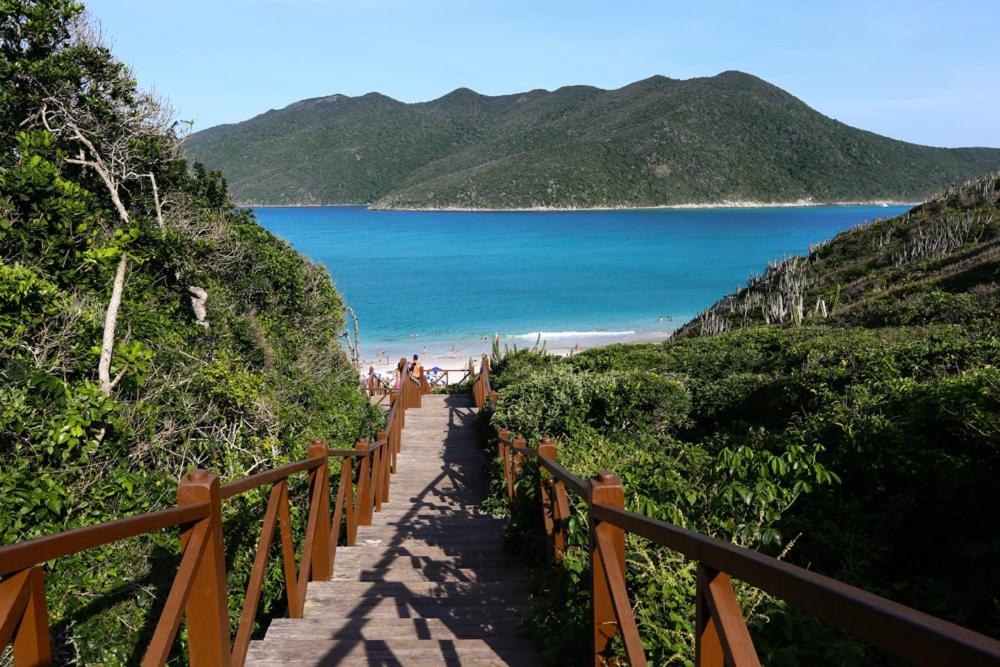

678,171,1000,335
1,3,377,661
483,172,1000,664
182,73,1000,208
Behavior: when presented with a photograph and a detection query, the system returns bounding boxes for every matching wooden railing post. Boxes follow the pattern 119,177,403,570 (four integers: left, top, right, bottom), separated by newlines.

512,435,526,477
355,438,373,526
372,442,385,513
475,356,490,408
342,457,358,546
590,470,626,666
496,429,515,503
497,428,508,466
472,359,481,407
377,429,390,503
390,414,400,474
307,441,332,581
177,470,231,667
538,438,568,565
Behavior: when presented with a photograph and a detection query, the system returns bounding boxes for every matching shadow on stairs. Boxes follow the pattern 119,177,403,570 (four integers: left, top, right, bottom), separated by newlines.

246,394,540,666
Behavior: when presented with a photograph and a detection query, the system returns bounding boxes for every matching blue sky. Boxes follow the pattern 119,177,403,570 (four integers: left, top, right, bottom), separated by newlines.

86,0,999,147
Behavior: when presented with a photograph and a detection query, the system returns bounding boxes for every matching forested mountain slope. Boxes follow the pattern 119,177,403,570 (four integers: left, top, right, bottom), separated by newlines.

485,174,1000,664
183,73,1000,208
0,3,376,662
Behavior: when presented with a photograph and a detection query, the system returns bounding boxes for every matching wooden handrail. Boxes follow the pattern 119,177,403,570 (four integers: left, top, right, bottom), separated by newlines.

0,364,420,666
593,503,1000,665
423,368,472,389
483,354,1000,666
219,457,324,499
0,503,211,576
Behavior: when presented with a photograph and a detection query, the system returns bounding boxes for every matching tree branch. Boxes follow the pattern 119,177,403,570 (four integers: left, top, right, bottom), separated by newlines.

98,252,128,394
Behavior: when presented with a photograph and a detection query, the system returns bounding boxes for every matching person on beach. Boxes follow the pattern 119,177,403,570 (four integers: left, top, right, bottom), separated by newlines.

411,354,427,393
366,366,381,395
395,357,408,389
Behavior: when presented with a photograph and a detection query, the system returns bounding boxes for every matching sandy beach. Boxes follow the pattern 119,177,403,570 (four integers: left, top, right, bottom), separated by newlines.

368,199,918,212
359,330,674,383
252,200,918,212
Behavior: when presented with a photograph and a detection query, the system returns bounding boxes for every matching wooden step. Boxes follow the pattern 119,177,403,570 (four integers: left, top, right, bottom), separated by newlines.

333,556,519,571
247,637,541,667
246,638,542,666
332,567,524,583
247,395,537,665
300,599,532,620
306,581,530,597
264,616,525,639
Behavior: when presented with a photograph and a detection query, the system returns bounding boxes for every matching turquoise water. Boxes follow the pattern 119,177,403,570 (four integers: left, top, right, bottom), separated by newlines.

253,205,909,357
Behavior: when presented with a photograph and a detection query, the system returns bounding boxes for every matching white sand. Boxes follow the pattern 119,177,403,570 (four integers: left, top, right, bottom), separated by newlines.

359,330,673,383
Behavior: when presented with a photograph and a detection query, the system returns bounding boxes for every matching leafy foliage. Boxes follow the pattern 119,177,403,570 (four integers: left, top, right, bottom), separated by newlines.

485,180,1000,664
1,3,377,662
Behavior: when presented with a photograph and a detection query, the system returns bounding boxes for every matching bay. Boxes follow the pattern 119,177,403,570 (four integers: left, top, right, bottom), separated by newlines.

253,205,910,361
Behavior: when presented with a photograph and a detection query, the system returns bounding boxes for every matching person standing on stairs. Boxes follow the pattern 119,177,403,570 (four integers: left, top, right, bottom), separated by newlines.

411,354,427,393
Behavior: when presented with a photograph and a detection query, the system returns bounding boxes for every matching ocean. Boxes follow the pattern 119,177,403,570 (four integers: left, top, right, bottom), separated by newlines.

253,205,910,364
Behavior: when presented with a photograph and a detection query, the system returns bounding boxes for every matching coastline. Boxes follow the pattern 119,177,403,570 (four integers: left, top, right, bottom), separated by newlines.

360,330,675,380
244,199,921,211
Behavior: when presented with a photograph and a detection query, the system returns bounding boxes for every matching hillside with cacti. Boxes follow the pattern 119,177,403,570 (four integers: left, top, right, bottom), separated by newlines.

679,172,1000,336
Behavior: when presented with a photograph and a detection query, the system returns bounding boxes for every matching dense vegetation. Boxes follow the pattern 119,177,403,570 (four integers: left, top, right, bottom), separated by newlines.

1,2,377,662
483,173,1000,665
183,73,1000,209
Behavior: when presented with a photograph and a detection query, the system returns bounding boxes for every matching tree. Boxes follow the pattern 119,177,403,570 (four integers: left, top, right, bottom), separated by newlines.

39,91,173,393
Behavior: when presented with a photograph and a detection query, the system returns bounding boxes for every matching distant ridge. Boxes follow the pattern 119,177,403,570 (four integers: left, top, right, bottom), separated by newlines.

182,72,1000,209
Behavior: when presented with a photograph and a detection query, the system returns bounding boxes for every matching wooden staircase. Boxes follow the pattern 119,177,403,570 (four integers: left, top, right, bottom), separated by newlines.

245,393,540,666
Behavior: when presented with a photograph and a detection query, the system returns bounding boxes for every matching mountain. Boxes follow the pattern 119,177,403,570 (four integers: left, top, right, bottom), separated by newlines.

182,72,1000,208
